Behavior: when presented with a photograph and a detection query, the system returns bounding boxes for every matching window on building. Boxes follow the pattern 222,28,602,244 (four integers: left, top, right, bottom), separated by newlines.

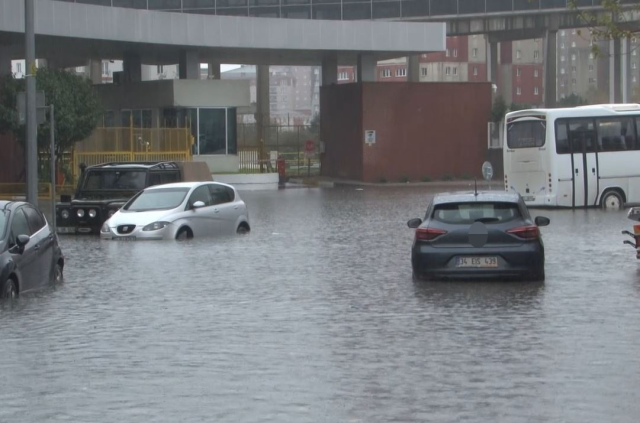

380,69,391,78
473,66,478,76
589,53,594,60
561,55,566,62
534,87,539,95
534,69,539,78
534,50,539,59
571,54,576,61
446,49,450,57
516,68,521,77
572,41,576,48
453,49,458,58
517,87,521,96
634,76,638,83
561,43,565,49
561,80,565,87
516,50,522,59
338,71,349,81
572,78,577,85
16,63,22,73
589,77,596,84
422,54,428,59
453,67,458,75
633,62,637,69
589,64,594,72
421,67,428,77
561,30,566,36
445,67,451,75
472,48,478,58
633,49,637,56
102,61,109,75
396,68,407,77
572,66,577,73
157,65,164,74
572,29,576,35
561,68,565,75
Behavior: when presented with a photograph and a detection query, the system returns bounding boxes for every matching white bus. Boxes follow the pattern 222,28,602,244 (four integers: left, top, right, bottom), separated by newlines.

503,104,640,209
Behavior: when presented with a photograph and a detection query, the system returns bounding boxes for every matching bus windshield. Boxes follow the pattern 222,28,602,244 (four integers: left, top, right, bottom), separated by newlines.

507,120,546,149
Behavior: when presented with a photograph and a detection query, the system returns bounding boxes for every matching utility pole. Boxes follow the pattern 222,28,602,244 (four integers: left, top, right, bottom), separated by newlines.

25,0,38,206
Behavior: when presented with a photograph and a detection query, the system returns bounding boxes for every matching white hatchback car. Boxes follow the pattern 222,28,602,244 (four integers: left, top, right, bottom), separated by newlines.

100,182,250,241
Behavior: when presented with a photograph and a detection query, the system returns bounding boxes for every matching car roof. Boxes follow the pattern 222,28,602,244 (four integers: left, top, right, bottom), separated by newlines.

432,191,521,205
145,181,236,191
0,200,27,211
88,161,179,170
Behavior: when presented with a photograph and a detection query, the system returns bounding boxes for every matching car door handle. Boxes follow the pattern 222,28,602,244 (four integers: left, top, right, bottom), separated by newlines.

575,169,579,174
34,244,40,251
592,168,596,174
214,209,219,213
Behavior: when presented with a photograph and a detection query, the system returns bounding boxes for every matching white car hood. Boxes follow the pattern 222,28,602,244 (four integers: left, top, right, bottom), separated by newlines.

107,209,178,227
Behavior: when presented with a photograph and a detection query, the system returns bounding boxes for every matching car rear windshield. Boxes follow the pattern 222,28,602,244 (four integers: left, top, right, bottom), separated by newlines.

0,210,7,239
432,202,521,224
124,188,190,212
507,120,546,149
83,170,147,191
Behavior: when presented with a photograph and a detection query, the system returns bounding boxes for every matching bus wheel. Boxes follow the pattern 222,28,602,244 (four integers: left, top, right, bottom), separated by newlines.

601,190,624,210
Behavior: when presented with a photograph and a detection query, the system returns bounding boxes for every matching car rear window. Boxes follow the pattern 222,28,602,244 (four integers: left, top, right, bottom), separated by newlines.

432,202,521,224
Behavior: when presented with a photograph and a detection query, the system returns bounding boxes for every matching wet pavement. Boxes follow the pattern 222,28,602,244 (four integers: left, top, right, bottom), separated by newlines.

2,186,640,423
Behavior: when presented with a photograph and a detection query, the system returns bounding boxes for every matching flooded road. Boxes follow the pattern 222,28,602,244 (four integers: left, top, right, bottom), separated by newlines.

2,186,640,423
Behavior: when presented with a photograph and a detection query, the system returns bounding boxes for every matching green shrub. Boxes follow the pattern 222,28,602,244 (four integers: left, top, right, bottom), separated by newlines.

461,173,472,180
379,177,388,183
442,173,454,181
420,175,432,183
399,176,410,183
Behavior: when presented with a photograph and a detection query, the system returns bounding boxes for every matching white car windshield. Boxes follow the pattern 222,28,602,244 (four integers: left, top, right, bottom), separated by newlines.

124,188,190,212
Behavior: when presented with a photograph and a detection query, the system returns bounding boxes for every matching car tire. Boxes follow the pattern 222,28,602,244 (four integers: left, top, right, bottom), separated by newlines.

54,262,63,284
2,278,18,300
601,190,624,210
176,227,193,241
237,223,250,235
527,266,545,282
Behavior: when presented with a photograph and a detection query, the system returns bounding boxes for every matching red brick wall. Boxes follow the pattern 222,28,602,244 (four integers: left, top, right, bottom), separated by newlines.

320,84,363,181
320,82,492,183
0,134,24,183
512,64,544,105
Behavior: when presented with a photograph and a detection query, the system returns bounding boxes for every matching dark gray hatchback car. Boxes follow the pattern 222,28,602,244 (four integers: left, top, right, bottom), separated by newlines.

408,191,550,281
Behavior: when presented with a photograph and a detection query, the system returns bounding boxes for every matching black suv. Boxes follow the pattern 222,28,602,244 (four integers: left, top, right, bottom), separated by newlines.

56,161,184,235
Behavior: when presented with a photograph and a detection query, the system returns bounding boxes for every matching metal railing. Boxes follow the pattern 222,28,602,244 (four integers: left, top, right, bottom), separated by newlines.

237,124,321,176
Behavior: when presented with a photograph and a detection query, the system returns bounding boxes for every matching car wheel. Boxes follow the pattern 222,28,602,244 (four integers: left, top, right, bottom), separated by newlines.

176,227,192,241
237,224,250,235
54,263,63,283
601,190,624,210
527,266,545,282
2,279,18,300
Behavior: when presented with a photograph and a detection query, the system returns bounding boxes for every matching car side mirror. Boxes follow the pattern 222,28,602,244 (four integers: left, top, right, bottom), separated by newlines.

10,234,30,254
192,201,205,209
407,218,422,229
535,216,550,227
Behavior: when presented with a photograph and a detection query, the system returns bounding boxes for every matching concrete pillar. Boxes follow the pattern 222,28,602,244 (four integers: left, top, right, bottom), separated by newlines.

356,53,376,82
621,37,630,103
255,65,270,167
321,54,338,85
611,38,622,103
543,29,558,107
208,62,221,80
488,40,499,85
179,50,200,80
0,48,10,76
407,55,421,82
123,52,142,83
87,59,102,84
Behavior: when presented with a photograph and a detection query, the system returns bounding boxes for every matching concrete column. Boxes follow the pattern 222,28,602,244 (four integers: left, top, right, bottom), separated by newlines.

255,65,270,167
487,39,499,85
621,37,630,103
407,55,421,82
321,54,338,85
543,29,558,107
0,48,10,76
123,52,142,83
87,59,102,84
356,53,376,82
179,50,200,80
208,62,221,80
611,38,622,103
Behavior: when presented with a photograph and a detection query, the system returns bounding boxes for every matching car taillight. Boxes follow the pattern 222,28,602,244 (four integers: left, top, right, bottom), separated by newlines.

415,227,447,241
507,225,540,239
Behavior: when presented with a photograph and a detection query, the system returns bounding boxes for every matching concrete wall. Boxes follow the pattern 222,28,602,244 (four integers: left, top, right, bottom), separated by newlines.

321,82,492,183
172,80,250,108
193,155,240,174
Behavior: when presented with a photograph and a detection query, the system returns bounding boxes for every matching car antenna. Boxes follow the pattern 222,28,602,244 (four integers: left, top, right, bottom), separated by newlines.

474,178,478,196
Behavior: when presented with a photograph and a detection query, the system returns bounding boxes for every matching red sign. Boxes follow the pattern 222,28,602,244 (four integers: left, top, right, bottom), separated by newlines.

305,140,315,153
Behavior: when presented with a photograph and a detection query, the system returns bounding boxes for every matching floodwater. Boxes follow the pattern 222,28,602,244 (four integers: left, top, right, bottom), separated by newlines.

2,186,640,423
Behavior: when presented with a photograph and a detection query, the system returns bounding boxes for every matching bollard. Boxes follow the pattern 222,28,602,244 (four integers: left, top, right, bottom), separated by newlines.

277,156,286,187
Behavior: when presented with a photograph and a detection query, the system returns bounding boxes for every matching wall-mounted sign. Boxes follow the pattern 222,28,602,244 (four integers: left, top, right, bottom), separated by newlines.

364,130,376,146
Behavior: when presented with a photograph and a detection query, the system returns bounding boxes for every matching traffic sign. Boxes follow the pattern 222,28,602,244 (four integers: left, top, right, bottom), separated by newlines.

305,140,316,158
17,90,46,124
482,161,494,181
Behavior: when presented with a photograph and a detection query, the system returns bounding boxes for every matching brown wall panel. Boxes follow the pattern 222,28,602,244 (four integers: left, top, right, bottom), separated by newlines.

0,134,24,183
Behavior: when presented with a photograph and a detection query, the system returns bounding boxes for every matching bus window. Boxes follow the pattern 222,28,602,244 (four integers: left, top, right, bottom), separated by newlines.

507,120,546,149
596,117,636,152
555,120,570,154
569,119,596,153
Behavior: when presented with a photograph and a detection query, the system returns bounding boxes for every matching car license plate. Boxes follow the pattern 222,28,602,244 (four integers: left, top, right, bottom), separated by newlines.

456,256,498,268
522,195,535,202
113,236,136,241
57,227,75,234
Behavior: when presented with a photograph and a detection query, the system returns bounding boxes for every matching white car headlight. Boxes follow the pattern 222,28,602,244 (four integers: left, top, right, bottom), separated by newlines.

142,221,170,232
88,209,97,218
76,209,85,218
100,223,110,233
60,209,70,219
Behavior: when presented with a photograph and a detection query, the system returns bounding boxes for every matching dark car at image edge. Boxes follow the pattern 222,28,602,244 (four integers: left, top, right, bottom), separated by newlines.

408,191,549,282
1,201,64,300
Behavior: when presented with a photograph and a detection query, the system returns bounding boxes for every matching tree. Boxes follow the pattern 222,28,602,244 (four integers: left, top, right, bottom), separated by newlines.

309,113,320,134
0,69,102,179
557,93,587,107
585,86,610,104
491,95,508,123
509,102,534,112
568,0,640,56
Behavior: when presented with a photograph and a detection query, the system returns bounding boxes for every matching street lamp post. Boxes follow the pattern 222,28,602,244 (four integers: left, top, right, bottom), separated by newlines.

25,0,38,206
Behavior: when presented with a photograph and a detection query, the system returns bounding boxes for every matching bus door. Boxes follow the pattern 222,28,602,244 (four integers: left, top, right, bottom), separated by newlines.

569,124,598,208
